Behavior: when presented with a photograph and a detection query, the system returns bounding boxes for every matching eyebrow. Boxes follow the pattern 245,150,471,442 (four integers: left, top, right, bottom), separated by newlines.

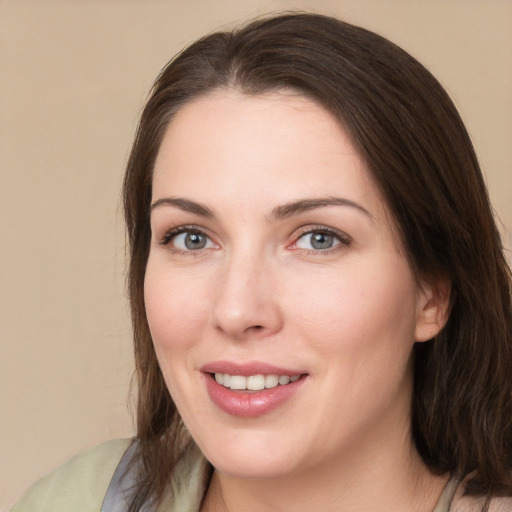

271,197,373,221
150,196,372,221
150,197,214,217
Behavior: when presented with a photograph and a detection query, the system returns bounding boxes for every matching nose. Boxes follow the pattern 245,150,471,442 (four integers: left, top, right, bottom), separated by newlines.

211,252,283,341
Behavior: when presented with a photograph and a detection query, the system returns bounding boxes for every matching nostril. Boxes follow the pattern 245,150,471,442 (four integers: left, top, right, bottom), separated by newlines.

244,325,265,335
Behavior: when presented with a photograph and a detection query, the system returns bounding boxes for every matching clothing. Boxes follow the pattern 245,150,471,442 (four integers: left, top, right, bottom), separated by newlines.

11,439,206,512
11,439,131,512
11,438,512,512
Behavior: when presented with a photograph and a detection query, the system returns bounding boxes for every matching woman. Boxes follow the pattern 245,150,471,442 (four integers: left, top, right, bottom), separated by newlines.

13,13,512,512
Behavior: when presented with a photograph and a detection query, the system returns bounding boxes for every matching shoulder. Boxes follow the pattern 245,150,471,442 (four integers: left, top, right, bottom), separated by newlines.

11,438,132,512
452,493,512,512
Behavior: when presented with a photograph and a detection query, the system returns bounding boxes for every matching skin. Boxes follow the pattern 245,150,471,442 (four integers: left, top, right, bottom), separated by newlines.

144,90,450,512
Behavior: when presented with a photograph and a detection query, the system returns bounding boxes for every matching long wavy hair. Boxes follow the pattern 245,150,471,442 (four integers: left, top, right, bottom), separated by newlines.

123,13,512,510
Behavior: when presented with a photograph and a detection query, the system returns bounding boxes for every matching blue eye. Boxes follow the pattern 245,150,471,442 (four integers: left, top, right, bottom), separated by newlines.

295,230,344,250
161,228,215,251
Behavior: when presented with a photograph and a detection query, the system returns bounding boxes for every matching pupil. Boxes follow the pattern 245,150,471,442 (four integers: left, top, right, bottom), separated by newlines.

185,233,206,250
311,232,333,249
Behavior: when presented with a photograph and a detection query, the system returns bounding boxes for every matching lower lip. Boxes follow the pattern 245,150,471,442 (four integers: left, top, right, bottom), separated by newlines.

204,374,306,418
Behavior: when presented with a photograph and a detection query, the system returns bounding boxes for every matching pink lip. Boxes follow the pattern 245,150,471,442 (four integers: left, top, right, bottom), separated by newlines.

201,361,307,418
201,360,303,377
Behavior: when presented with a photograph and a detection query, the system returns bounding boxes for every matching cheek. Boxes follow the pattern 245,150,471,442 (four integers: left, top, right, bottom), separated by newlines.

287,257,419,358
143,263,215,418
143,262,211,355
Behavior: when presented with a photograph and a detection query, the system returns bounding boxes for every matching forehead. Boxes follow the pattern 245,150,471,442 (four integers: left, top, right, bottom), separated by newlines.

152,90,384,218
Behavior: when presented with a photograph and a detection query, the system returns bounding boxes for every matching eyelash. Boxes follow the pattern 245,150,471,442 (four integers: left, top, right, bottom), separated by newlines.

290,226,352,254
157,225,351,255
158,225,213,255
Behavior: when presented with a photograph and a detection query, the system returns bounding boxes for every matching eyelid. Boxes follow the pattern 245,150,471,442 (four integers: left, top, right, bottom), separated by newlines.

288,225,352,251
157,225,218,251
156,223,350,254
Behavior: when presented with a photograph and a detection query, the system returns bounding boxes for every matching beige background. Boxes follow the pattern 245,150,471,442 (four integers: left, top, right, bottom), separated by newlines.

1,0,511,509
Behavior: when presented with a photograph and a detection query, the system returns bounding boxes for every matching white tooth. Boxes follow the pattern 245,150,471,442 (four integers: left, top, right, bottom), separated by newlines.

229,375,247,390
215,373,223,384
290,375,300,382
247,374,265,391
222,374,231,387
265,374,279,389
278,375,290,385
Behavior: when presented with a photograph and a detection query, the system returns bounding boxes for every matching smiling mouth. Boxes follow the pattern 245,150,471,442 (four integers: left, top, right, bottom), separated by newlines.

204,370,308,417
211,373,304,391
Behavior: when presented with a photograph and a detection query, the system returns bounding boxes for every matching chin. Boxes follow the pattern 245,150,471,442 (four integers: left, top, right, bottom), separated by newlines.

213,456,298,481
198,433,302,480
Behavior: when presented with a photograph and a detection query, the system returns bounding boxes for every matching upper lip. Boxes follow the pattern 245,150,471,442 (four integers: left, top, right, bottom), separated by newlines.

201,360,305,376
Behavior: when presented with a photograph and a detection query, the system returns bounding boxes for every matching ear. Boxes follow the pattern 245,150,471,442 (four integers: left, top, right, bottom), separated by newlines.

415,278,451,342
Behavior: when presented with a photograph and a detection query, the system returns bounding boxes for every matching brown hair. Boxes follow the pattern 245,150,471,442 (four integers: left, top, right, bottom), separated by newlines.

123,13,512,509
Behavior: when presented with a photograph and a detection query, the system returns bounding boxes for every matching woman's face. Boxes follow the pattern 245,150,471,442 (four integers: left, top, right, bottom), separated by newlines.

145,91,438,479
